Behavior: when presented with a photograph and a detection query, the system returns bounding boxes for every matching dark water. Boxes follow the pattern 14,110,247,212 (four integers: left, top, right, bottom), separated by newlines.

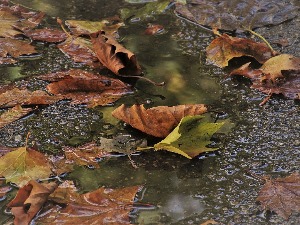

0,1,299,224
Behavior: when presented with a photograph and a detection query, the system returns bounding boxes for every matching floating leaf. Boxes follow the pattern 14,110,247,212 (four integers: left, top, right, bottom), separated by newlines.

257,173,300,220
112,104,207,138
175,0,298,32
206,34,274,68
90,31,142,76
0,38,37,58
36,181,140,224
0,146,52,186
153,115,224,159
0,105,32,128
7,180,58,225
23,28,68,43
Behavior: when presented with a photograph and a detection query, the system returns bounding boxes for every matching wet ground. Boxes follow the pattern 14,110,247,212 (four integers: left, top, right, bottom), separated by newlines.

0,1,299,224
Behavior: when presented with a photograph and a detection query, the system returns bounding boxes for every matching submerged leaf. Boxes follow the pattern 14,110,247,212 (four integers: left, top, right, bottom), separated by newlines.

0,105,32,128
257,173,300,220
154,115,224,159
112,104,207,138
23,28,68,43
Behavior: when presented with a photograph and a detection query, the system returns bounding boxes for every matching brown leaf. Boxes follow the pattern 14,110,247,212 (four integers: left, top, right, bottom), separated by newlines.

0,38,37,58
112,104,208,138
144,24,164,35
206,34,274,68
7,180,58,225
91,31,142,75
36,181,140,225
41,69,132,108
0,88,62,108
230,54,300,100
0,105,32,128
257,173,300,220
23,28,68,43
0,178,12,198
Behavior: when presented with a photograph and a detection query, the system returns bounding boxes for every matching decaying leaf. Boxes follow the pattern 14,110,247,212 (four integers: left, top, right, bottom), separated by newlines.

0,178,12,198
112,104,207,138
0,38,37,58
0,105,32,128
0,146,52,186
144,23,164,35
175,0,298,32
153,115,224,159
91,31,142,75
0,88,62,108
36,181,140,225
206,34,274,68
230,54,300,100
7,180,58,225
23,28,68,43
39,69,132,108
257,172,300,220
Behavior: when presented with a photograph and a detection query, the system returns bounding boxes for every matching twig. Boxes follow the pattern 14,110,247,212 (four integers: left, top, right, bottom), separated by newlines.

259,90,273,106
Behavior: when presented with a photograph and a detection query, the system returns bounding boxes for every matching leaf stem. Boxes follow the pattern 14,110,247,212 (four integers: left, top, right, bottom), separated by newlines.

57,18,72,38
246,29,276,55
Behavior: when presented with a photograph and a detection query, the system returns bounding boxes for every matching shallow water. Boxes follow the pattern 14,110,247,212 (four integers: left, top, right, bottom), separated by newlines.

1,1,299,224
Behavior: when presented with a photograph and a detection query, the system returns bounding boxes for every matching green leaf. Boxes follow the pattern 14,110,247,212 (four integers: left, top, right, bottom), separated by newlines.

154,115,224,159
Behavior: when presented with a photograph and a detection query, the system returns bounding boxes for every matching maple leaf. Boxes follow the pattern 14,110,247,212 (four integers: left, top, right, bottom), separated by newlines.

0,146,52,187
7,180,58,225
112,104,208,138
0,105,32,128
35,181,140,225
23,28,68,43
153,115,224,159
39,69,132,108
206,34,274,68
90,31,142,76
230,54,300,101
257,173,300,220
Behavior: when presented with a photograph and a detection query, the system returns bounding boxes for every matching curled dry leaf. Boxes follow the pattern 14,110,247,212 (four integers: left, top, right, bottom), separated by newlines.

0,105,32,128
112,104,207,138
36,181,140,225
230,54,300,100
91,31,142,75
257,172,300,220
206,34,274,68
7,180,58,225
23,28,68,43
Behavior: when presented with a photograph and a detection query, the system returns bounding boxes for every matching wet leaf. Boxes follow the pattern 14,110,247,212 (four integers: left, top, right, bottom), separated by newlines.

40,69,132,108
257,172,300,220
0,146,52,186
0,178,12,198
57,36,101,68
7,180,58,225
154,115,224,159
0,38,37,58
91,31,142,76
206,34,274,68
230,54,300,100
23,28,68,43
175,0,298,32
144,23,164,35
36,181,140,225
112,104,207,138
0,88,62,108
0,105,32,128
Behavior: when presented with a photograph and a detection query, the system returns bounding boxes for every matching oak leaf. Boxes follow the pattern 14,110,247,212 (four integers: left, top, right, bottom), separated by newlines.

91,31,142,75
0,146,52,186
7,180,58,225
0,105,32,128
206,34,274,68
257,173,300,220
154,115,224,159
112,104,207,138
36,181,140,225
230,54,300,100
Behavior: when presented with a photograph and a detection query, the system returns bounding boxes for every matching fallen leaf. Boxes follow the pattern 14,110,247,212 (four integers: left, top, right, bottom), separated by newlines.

257,172,300,220
0,88,62,108
112,104,207,138
200,219,218,225
0,38,37,58
175,0,298,32
0,178,12,198
230,54,300,100
39,69,132,108
0,105,32,128
7,180,58,225
153,115,224,159
144,23,164,35
91,31,142,75
23,28,68,43
206,34,274,68
36,181,140,225
0,146,52,186
0,145,13,157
